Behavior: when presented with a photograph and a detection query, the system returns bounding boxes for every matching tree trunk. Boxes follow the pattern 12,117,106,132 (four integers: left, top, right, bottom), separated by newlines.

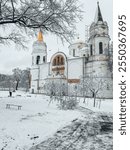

93,93,96,107
16,81,19,90
83,96,86,103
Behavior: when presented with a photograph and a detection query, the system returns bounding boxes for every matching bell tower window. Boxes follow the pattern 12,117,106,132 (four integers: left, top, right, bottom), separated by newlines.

90,45,93,56
99,42,103,54
43,56,46,63
73,49,75,57
36,56,40,64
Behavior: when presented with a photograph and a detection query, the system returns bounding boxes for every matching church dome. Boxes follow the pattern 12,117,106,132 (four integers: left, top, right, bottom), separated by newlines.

72,37,85,45
32,30,47,54
69,37,86,49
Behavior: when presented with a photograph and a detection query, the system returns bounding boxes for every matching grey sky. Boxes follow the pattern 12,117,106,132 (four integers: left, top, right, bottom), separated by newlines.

0,0,112,75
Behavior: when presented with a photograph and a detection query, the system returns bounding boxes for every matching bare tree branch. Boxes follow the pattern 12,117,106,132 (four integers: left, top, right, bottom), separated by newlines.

0,0,83,48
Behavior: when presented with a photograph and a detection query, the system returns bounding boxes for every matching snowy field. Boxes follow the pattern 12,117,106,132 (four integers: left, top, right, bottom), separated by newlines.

0,91,112,150
80,97,113,113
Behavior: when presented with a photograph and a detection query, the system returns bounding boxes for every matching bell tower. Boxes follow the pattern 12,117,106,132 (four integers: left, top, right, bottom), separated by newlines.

32,30,47,66
31,30,48,94
88,2,110,56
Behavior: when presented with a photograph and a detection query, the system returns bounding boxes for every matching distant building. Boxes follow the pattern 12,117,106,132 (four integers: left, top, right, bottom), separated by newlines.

30,2,113,98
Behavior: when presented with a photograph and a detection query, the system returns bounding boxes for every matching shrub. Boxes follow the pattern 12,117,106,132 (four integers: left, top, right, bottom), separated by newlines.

58,96,79,110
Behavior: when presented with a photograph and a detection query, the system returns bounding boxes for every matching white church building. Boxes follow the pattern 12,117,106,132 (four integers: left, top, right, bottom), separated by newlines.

30,2,113,99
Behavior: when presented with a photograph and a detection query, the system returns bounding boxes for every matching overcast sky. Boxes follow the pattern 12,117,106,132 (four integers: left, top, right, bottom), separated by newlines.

0,0,112,75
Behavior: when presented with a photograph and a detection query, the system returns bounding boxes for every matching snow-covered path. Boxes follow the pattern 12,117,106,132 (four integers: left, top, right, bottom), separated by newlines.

29,110,113,150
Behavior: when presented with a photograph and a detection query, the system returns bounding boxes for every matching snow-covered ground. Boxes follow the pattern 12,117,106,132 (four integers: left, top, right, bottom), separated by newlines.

0,91,112,150
79,97,113,113
0,91,83,150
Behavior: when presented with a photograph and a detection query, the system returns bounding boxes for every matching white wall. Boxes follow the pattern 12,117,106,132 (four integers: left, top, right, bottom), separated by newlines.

68,58,83,79
40,63,49,79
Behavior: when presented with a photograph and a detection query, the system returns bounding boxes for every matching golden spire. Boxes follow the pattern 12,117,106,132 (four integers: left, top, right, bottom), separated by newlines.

38,29,43,41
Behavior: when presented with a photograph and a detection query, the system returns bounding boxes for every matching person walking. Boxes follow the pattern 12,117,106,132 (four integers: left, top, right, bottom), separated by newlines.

9,89,12,97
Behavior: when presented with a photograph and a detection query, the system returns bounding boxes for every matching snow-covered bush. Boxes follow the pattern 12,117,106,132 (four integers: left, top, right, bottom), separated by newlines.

58,96,79,110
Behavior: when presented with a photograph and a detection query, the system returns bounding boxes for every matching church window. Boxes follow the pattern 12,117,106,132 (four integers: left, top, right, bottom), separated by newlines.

99,42,103,54
73,49,75,56
52,55,64,66
43,56,46,63
90,45,93,56
53,59,56,66
57,57,60,64
61,57,64,65
36,56,40,64
52,55,65,75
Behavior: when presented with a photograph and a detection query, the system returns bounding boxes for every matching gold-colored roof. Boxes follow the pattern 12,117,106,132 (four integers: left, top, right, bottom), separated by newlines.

38,30,43,41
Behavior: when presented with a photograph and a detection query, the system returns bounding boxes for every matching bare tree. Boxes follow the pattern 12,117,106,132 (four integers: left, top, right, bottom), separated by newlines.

81,76,107,107
12,68,22,90
43,78,79,109
0,0,82,48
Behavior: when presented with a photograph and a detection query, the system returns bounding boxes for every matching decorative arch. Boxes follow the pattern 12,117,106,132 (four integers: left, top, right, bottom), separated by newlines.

52,54,65,75
52,55,65,66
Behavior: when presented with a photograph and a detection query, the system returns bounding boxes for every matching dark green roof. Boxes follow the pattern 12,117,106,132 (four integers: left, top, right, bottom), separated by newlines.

97,2,103,21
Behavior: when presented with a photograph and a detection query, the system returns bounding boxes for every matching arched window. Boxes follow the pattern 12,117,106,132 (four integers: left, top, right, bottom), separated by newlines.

53,59,56,66
52,55,65,66
43,56,46,63
73,49,75,56
36,56,40,64
90,45,93,56
52,55,65,75
99,42,103,54
61,57,64,65
57,57,60,65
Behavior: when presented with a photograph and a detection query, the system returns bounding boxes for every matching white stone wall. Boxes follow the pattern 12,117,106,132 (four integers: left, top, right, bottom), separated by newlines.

89,36,110,56
84,58,113,98
68,58,83,79
89,22,109,38
30,80,38,93
40,63,49,79
31,66,38,80
85,59,111,77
